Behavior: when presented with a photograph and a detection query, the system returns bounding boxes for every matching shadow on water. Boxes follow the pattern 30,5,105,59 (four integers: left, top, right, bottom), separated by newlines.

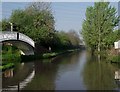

83,53,120,90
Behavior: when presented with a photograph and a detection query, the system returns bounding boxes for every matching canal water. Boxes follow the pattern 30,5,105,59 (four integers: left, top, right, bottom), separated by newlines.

2,50,120,91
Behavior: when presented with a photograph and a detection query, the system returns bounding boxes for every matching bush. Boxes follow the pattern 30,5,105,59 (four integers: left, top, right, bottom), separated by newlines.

110,55,120,63
0,63,14,71
2,45,21,62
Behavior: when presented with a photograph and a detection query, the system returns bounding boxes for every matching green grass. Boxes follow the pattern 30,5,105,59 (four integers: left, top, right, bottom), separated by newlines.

42,52,58,58
39,49,78,59
21,49,80,62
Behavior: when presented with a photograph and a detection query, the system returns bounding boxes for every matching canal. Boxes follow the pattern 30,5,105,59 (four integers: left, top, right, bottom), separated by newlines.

2,50,120,91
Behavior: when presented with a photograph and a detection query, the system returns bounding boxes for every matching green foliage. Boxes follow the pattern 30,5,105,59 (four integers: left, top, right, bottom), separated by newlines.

21,49,77,62
0,63,14,71
113,30,120,41
111,56,120,63
2,3,55,47
56,31,71,48
2,2,82,50
2,19,11,31
67,30,81,46
1,45,21,70
107,55,120,63
82,2,120,52
56,30,81,49
2,45,21,62
42,52,57,58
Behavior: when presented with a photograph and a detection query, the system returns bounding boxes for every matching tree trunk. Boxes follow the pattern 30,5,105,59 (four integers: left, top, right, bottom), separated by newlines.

98,44,100,52
98,32,100,52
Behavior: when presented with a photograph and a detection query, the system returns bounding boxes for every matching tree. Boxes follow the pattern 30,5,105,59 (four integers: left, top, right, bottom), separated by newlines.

9,2,55,48
82,2,120,52
2,19,11,31
2,2,82,51
55,30,82,50
57,31,71,49
67,30,81,47
115,29,120,41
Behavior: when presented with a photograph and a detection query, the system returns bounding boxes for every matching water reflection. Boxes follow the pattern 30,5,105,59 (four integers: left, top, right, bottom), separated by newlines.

115,70,120,80
83,54,119,90
2,51,120,91
23,51,83,90
2,62,34,89
3,69,35,91
4,69,13,78
23,59,59,90
55,51,87,90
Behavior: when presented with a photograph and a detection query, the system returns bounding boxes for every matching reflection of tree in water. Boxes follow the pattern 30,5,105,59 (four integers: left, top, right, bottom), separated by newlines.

53,51,81,65
23,59,59,90
83,55,118,90
2,62,34,88
52,51,81,73
23,52,81,90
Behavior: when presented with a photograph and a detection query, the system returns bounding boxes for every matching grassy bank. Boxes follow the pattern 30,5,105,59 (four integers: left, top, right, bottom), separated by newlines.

21,49,80,62
1,45,81,70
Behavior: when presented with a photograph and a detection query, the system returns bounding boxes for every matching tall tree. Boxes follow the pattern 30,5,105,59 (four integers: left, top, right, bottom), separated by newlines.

9,2,55,48
82,2,120,52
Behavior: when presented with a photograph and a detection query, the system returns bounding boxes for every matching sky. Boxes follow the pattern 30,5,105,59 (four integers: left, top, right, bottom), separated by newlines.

1,2,119,34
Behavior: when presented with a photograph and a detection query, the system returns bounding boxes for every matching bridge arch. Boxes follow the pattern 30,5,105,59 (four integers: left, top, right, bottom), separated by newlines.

0,31,35,55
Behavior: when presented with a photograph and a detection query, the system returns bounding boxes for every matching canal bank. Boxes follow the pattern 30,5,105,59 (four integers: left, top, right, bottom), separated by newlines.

21,49,81,62
2,50,120,91
1,49,81,71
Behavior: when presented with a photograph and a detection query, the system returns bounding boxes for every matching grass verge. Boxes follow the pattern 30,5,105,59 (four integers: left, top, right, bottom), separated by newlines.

21,49,80,62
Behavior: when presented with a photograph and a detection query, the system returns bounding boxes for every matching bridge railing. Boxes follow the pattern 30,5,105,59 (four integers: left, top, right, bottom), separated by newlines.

19,33,35,47
0,31,35,47
0,31,17,41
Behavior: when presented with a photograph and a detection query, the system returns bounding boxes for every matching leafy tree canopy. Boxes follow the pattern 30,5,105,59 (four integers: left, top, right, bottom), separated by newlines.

82,2,120,52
